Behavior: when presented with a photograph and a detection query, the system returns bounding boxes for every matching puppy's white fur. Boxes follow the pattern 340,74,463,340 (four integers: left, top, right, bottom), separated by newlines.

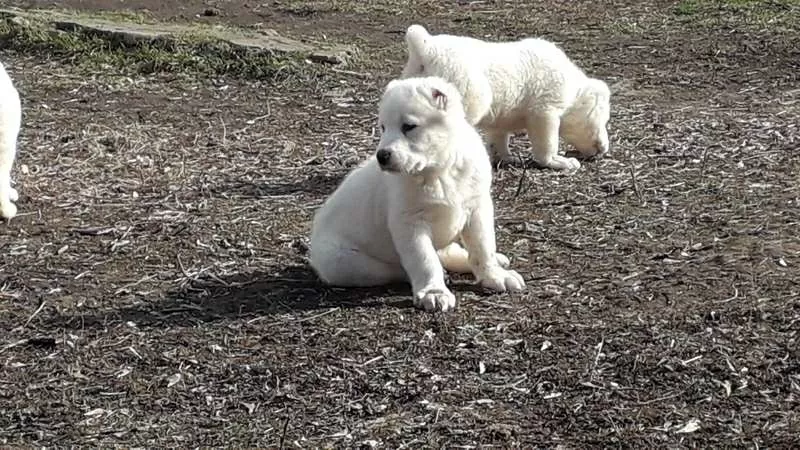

401,25,611,172
0,61,21,219
309,76,525,312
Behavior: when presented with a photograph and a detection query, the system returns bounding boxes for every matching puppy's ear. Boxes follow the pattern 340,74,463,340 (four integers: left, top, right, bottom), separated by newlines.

431,88,448,111
423,77,460,112
405,24,430,57
587,77,612,100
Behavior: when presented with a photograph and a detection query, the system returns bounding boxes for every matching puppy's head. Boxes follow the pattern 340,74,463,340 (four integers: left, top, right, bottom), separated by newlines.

560,78,612,157
375,77,465,175
401,24,432,79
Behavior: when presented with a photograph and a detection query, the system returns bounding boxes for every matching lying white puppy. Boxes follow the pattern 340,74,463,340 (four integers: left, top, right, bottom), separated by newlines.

401,25,611,172
0,60,21,220
309,76,525,312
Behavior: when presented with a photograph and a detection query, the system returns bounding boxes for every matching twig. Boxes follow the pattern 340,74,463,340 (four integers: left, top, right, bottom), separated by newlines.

592,338,605,375
114,275,155,295
634,390,684,406
605,412,621,436
22,300,47,329
714,287,739,304
514,154,529,199
699,146,710,178
247,307,340,325
74,227,116,236
629,165,644,204
361,355,384,367
279,416,290,450
220,117,227,146
330,67,371,78
294,307,340,323
0,339,30,354
176,255,191,279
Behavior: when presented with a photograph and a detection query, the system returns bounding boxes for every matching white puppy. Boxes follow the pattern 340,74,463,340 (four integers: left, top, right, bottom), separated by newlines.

0,60,21,220
401,25,611,172
309,76,526,312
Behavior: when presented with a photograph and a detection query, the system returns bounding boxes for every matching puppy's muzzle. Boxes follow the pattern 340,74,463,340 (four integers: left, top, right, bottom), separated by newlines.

376,149,392,167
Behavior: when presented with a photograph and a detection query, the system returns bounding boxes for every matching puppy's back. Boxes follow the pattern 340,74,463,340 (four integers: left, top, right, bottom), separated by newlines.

311,160,389,248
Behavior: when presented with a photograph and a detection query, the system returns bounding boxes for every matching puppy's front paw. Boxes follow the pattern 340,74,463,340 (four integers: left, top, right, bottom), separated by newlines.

8,188,18,202
414,286,457,312
478,267,526,293
538,155,581,172
1,201,17,220
561,156,581,172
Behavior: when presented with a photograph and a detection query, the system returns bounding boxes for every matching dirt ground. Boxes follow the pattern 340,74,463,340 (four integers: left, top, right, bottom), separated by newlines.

1,0,799,447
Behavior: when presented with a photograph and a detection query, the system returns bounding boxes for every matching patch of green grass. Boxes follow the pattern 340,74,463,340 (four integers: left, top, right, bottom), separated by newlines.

675,0,702,15
0,14,317,82
672,0,800,28
53,8,155,25
675,0,800,14
677,0,800,8
721,0,800,5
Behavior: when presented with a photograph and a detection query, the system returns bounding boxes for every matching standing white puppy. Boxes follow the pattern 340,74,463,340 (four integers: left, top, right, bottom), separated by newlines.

0,60,21,220
401,25,611,172
309,76,526,312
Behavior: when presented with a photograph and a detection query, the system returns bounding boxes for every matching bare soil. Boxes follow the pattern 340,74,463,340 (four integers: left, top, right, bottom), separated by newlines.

1,0,798,447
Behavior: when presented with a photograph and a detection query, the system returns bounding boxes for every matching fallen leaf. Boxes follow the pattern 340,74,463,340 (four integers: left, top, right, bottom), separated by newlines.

84,408,105,417
167,373,182,387
674,418,701,433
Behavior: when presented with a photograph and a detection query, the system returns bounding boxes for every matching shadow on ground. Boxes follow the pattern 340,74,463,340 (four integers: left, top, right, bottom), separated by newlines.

217,171,348,198
49,265,413,329
48,265,495,329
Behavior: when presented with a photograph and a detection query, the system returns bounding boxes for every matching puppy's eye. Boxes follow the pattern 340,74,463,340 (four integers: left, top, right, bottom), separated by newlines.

401,123,417,134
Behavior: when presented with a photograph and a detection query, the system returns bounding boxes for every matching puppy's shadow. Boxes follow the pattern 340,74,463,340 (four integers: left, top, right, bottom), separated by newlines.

47,263,502,329
493,150,599,171
50,265,420,329
173,265,418,317
217,171,347,199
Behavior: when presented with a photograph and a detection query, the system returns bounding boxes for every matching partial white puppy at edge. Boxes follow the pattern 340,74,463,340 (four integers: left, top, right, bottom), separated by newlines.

401,24,611,172
0,60,21,220
309,76,526,312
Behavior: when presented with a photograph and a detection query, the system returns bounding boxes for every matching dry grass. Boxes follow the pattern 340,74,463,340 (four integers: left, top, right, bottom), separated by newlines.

1,0,799,447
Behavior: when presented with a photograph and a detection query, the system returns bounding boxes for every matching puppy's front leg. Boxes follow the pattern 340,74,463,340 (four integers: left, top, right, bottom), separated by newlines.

461,197,526,293
528,112,580,172
487,131,511,164
390,222,456,312
462,70,493,127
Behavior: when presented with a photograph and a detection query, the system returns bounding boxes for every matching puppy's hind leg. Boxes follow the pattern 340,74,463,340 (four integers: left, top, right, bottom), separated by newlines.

460,194,525,293
487,131,511,166
438,242,472,274
438,242,510,274
527,112,580,172
310,241,405,287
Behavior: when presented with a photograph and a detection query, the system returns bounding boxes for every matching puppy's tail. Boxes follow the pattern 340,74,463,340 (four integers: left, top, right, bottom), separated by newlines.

405,24,431,57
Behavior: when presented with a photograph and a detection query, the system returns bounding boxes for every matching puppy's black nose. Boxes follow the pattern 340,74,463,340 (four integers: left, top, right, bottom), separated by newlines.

376,149,392,165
